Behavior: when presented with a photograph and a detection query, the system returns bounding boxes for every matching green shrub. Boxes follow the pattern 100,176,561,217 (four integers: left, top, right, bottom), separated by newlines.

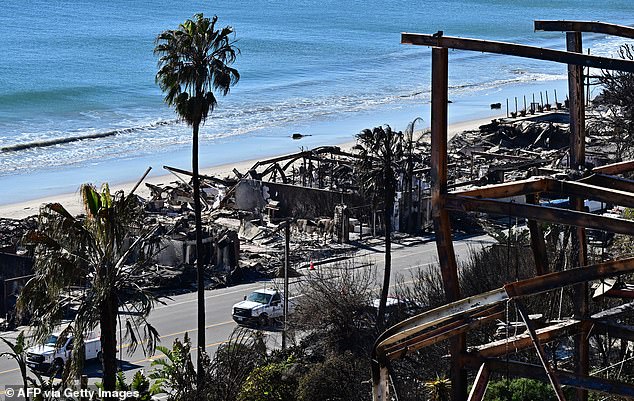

237,359,298,401
296,352,369,401
484,378,557,401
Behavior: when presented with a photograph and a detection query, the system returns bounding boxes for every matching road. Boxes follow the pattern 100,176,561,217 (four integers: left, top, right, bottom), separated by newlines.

0,233,492,393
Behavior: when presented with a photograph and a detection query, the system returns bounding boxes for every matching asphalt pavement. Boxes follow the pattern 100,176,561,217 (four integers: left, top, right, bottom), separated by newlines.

0,233,493,394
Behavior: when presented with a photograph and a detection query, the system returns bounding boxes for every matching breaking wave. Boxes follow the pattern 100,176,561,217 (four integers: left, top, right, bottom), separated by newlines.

0,120,176,153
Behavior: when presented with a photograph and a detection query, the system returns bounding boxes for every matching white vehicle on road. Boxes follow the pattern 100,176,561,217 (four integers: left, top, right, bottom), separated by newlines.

232,288,289,327
26,332,102,372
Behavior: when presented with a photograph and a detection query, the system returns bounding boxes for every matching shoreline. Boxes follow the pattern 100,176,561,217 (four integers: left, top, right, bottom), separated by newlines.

0,115,499,220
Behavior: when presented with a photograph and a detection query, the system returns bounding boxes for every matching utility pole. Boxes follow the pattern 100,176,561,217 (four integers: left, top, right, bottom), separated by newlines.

282,221,290,349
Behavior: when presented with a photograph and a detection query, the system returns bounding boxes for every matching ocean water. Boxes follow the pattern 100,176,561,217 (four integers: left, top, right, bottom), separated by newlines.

1,0,634,203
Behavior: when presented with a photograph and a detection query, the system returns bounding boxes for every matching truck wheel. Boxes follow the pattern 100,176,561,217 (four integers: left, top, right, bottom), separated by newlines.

258,313,269,327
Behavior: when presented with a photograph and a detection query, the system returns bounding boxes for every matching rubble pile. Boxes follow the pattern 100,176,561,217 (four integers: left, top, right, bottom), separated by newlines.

0,217,37,253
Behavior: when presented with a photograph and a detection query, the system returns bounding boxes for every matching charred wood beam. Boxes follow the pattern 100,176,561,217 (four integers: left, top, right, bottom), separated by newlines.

474,319,580,358
516,301,567,401
400,33,634,72
545,179,634,209
163,165,234,186
375,288,508,362
260,162,288,184
385,310,504,360
462,355,634,398
469,150,544,161
592,159,634,175
535,20,634,39
467,364,491,401
453,177,548,198
445,195,634,235
592,321,634,342
580,174,634,194
504,257,634,298
252,146,362,171
591,300,634,319
603,286,634,299
383,305,505,359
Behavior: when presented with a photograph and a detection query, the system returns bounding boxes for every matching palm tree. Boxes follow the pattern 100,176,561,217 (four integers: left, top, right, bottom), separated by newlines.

154,13,240,390
425,376,451,401
0,332,30,400
17,184,160,396
354,125,404,330
401,117,425,234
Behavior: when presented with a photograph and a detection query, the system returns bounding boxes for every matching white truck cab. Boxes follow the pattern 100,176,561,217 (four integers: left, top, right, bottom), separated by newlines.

26,331,102,372
232,288,285,327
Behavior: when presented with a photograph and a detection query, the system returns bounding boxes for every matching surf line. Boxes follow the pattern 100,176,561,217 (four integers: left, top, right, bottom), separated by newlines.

1,120,176,153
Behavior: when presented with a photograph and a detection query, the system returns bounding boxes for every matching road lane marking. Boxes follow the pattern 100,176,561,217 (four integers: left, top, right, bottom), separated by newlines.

0,366,19,375
154,283,269,310
132,339,229,365
404,262,434,270
118,320,235,351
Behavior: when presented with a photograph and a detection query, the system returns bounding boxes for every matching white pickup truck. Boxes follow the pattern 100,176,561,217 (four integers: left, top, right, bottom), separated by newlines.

26,332,102,372
232,288,289,327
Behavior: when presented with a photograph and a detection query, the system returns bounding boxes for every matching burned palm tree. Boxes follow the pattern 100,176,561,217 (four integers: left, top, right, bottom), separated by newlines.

354,125,404,329
154,13,240,390
17,184,160,395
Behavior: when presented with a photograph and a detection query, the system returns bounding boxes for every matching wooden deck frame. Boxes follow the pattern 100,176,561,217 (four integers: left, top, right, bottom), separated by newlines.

372,23,634,401
445,195,634,235
462,356,634,398
374,255,634,358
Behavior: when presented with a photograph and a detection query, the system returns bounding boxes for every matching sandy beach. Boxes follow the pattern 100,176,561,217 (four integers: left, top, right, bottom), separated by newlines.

0,115,499,220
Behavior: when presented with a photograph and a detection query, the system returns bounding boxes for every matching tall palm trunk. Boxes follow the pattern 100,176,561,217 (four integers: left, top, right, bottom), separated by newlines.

100,290,118,398
192,121,206,391
377,195,393,331
377,145,394,331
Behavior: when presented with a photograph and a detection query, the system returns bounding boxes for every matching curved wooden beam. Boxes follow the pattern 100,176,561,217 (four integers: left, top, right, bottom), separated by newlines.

535,20,634,39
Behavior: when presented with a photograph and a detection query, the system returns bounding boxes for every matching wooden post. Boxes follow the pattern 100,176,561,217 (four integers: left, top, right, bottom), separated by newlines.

568,32,586,169
467,364,491,401
431,46,466,401
567,30,589,401
526,193,549,275
81,375,88,401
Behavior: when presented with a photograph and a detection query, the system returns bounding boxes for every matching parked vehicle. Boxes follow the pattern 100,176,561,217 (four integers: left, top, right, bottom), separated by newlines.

232,288,290,327
26,332,101,372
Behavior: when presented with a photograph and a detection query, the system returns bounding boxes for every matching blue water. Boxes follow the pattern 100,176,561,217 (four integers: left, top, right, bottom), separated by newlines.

1,0,634,203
